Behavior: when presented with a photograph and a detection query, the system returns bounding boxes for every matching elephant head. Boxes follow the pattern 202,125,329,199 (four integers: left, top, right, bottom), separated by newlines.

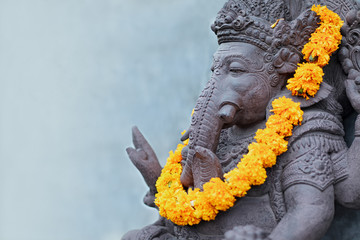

180,1,320,189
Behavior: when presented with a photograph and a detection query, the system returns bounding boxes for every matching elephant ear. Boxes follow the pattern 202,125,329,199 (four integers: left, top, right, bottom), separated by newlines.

266,82,333,118
283,82,333,108
271,9,320,75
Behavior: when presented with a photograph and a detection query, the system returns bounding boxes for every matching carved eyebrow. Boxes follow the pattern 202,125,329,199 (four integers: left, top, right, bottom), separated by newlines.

223,54,252,65
211,54,260,71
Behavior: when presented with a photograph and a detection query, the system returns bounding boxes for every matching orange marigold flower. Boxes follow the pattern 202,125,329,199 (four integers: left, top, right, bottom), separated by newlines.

308,33,339,54
286,63,324,99
311,5,343,27
254,128,288,156
302,42,331,67
188,189,218,221
316,24,342,42
238,158,267,185
203,178,235,211
302,42,330,67
305,32,341,51
271,96,303,126
247,142,277,168
166,190,200,226
156,162,182,192
266,114,293,137
224,167,251,197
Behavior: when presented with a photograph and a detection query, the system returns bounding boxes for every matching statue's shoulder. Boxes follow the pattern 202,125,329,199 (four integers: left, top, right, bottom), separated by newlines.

289,109,345,145
278,109,348,191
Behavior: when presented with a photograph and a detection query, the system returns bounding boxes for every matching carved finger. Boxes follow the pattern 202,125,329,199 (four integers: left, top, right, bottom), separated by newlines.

126,147,137,160
127,146,161,190
132,126,157,161
126,147,147,166
194,146,223,189
194,146,214,160
181,146,189,161
180,160,194,188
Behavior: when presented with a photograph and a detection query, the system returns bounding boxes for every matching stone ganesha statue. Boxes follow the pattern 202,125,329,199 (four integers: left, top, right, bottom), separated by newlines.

123,0,360,239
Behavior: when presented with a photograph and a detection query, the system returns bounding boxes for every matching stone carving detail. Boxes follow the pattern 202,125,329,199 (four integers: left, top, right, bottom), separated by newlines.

268,165,286,222
282,145,334,191
216,128,255,173
123,0,360,239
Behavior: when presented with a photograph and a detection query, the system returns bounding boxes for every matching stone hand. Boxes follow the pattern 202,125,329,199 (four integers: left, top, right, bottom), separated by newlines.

190,146,223,189
126,126,162,194
345,78,360,114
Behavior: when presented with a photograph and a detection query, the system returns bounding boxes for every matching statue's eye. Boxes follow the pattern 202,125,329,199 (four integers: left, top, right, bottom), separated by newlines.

229,61,246,73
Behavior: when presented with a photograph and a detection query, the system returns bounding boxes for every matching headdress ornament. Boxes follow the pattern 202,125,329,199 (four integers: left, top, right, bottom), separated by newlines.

211,0,320,58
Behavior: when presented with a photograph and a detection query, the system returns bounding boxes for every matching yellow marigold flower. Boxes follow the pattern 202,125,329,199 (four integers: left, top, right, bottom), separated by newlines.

168,191,199,225
266,115,293,137
286,63,324,99
168,164,182,176
167,150,181,164
246,163,267,185
155,176,173,192
308,33,339,55
154,191,170,218
312,5,343,27
315,25,342,42
240,152,263,166
255,128,287,156
224,168,251,197
156,164,181,192
203,178,235,211
302,42,330,67
247,142,277,168
237,156,267,185
188,189,218,221
174,147,184,158
271,96,303,125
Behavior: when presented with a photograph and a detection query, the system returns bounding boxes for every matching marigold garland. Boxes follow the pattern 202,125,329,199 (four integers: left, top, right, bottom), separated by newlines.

287,5,343,99
154,5,342,226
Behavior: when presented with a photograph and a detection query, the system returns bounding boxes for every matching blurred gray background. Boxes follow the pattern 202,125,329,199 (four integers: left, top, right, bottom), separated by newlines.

0,0,224,239
2,0,360,240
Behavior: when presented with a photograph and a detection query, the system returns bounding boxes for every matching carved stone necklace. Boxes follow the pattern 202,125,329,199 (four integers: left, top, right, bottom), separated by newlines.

216,127,257,173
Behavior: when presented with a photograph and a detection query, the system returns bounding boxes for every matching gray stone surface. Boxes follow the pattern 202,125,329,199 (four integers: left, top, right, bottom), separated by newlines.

0,0,223,239
2,0,360,240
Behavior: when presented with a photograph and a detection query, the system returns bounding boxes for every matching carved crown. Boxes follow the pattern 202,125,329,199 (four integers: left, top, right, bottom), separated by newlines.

211,0,319,57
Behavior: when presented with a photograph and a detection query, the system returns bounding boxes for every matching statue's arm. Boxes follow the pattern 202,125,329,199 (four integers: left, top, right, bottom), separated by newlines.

126,126,162,207
268,184,334,240
266,139,336,240
334,114,360,208
334,80,360,208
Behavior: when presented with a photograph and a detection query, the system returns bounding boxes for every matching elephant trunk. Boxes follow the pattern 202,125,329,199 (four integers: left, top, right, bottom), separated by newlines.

181,76,236,189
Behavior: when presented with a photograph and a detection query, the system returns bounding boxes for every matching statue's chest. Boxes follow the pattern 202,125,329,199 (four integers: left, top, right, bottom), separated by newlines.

174,128,282,239
215,128,271,196
216,130,254,172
